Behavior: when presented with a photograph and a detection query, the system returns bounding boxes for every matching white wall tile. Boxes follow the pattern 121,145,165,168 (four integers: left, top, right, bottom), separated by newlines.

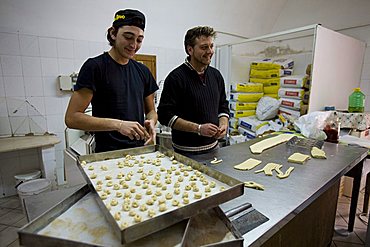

0,97,7,116
0,116,11,137
55,150,64,168
54,132,65,151
43,76,59,96
73,59,85,72
18,153,40,168
7,97,27,117
24,76,43,97
39,37,57,58
44,96,62,115
58,58,74,75
89,41,108,57
21,56,42,76
0,33,20,55
0,76,4,97
19,35,40,57
73,40,90,59
9,116,29,135
41,57,58,76
57,39,73,59
56,167,65,185
60,95,71,117
26,96,45,116
46,114,64,133
30,115,47,134
1,55,22,76
3,76,25,97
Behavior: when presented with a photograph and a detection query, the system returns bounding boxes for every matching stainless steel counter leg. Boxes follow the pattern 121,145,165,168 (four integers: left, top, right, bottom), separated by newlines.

363,172,370,214
345,158,364,232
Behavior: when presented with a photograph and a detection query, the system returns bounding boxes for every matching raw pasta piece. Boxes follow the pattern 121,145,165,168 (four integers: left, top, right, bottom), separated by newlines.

311,147,326,159
288,153,310,164
254,163,282,176
250,134,295,154
244,181,264,190
276,167,295,179
234,158,262,171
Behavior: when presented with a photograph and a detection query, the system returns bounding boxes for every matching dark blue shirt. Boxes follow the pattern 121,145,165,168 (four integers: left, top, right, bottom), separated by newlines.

75,52,158,152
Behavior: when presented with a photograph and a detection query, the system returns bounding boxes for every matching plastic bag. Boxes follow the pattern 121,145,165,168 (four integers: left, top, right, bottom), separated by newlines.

293,111,331,140
256,96,280,120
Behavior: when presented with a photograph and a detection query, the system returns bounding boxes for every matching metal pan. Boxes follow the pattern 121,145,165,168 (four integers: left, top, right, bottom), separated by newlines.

77,145,244,244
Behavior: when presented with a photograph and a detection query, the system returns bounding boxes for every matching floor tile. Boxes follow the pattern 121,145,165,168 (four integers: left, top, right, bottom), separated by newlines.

0,226,19,247
0,197,10,205
334,240,364,246
338,196,351,204
0,208,12,217
335,213,348,227
333,228,363,244
0,224,7,232
0,198,21,209
7,239,20,247
13,216,27,228
354,227,367,244
0,210,24,226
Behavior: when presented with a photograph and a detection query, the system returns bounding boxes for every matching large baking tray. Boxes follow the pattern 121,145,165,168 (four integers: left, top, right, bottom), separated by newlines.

18,185,96,246
18,187,243,246
77,145,244,244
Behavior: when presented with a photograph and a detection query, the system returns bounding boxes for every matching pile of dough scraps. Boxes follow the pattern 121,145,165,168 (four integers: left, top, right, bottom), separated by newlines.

254,163,294,179
244,181,264,191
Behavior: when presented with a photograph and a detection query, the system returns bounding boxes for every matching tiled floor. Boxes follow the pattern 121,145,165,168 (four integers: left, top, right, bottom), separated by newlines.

1,174,369,247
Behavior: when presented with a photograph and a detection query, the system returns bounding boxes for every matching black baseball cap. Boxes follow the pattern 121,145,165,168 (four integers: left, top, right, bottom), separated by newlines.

113,9,145,31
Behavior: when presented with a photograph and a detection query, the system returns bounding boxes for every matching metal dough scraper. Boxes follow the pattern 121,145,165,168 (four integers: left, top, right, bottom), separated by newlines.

224,202,269,235
286,136,324,155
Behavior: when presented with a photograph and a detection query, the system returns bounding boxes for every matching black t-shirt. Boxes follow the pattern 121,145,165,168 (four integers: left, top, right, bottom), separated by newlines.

75,52,158,152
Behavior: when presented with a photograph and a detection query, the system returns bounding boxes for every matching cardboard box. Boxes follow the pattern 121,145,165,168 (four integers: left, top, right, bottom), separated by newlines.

350,129,370,139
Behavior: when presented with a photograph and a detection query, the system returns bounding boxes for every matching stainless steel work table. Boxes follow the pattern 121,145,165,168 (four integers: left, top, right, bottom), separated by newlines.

189,138,368,247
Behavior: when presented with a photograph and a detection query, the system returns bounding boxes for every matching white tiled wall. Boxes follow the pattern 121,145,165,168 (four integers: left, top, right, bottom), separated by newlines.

0,31,184,189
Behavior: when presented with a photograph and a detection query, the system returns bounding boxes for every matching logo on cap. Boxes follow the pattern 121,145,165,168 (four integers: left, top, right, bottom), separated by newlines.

115,14,125,21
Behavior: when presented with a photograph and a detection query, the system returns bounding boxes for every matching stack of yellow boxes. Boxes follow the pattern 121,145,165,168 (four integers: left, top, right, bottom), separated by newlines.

249,58,294,99
228,82,263,135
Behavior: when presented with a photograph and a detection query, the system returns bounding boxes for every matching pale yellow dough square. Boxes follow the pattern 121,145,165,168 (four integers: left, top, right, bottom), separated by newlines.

234,158,262,171
288,153,310,164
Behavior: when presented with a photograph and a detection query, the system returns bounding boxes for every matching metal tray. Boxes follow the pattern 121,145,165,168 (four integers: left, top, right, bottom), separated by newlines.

18,186,243,246
77,145,244,244
18,185,96,247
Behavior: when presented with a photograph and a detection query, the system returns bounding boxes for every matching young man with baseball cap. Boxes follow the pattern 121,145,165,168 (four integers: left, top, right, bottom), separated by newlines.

65,9,158,153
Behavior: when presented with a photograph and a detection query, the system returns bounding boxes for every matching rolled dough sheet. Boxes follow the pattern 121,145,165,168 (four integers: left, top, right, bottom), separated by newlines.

234,158,262,171
311,147,326,159
250,134,295,154
288,153,310,164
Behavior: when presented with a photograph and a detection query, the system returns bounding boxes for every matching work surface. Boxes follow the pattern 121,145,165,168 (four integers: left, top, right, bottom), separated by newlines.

0,135,60,153
191,138,368,246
